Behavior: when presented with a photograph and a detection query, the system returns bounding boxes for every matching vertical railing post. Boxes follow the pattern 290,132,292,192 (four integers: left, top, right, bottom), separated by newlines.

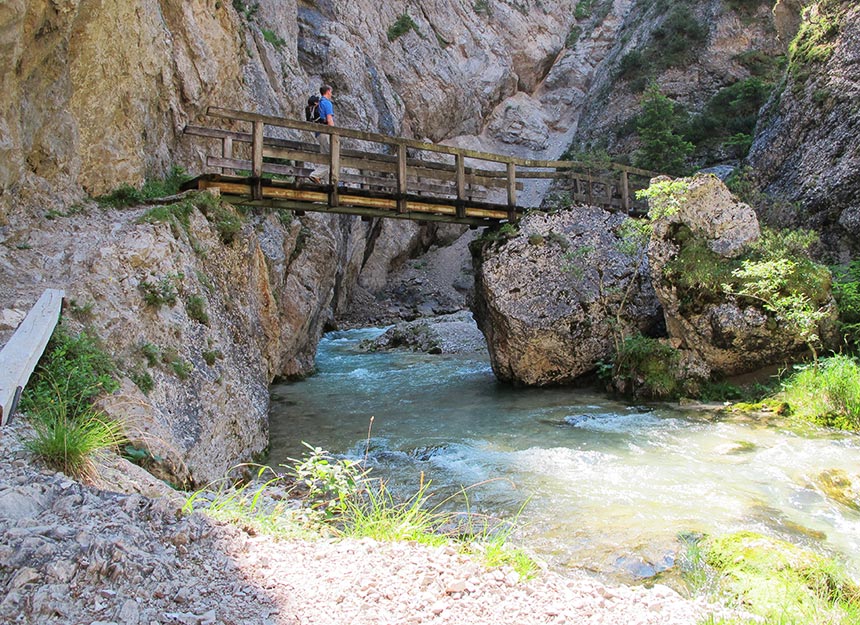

506,162,517,222
397,143,407,214
455,153,466,219
329,132,341,207
221,136,233,175
251,121,263,200
620,170,630,214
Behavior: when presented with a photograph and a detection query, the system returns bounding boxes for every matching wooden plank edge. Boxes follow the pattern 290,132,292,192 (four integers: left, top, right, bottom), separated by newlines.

0,288,65,426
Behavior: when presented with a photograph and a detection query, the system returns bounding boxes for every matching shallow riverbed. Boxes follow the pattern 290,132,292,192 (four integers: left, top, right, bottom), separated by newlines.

269,328,860,582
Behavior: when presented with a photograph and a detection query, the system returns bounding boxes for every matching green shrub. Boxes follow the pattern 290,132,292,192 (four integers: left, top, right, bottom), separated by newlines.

140,342,161,367
185,294,210,325
171,359,193,381
616,50,646,81
137,191,242,246
566,25,582,47
734,49,786,79
831,260,860,346
261,28,285,49
613,334,682,398
129,369,154,395
232,0,259,21
650,5,708,68
197,198,243,244
473,0,492,16
139,274,181,308
388,13,419,42
574,0,593,20
20,325,119,421
780,355,860,430
684,77,773,151
203,349,223,366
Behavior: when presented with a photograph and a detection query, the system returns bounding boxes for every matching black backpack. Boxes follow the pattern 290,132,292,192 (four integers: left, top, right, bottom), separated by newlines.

305,95,325,124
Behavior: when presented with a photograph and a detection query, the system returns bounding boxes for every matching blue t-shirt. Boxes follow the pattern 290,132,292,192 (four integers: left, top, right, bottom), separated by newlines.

319,96,333,123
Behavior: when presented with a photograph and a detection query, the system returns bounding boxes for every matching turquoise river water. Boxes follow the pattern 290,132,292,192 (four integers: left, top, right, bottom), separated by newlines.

268,327,860,582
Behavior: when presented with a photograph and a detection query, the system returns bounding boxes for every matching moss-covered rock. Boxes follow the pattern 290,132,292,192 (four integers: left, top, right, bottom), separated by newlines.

815,469,860,513
704,531,859,622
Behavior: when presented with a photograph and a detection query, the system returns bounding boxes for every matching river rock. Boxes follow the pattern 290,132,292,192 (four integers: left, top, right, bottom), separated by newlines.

359,311,486,355
814,469,860,512
471,207,662,386
646,174,835,377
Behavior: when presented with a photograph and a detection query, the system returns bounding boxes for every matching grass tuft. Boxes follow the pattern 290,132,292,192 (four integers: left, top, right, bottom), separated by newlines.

779,354,860,430
20,323,123,479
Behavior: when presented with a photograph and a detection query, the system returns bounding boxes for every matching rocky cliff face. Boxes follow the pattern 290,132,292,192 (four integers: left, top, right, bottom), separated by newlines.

747,0,860,262
0,194,375,483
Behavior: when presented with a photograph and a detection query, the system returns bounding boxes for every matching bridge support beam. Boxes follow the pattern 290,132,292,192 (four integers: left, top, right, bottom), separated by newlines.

329,134,341,207
506,162,517,222
251,121,264,200
396,144,407,214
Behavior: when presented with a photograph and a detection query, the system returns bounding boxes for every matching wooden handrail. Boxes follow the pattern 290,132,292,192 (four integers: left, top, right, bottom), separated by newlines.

205,107,661,177
185,107,659,221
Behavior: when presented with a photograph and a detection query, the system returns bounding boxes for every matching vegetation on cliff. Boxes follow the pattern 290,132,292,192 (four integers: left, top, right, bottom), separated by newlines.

20,323,124,478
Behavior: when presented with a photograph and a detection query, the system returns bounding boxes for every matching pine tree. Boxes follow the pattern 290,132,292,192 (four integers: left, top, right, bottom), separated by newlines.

634,84,693,175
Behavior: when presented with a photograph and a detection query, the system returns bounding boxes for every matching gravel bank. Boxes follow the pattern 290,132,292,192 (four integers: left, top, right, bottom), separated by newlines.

0,423,742,625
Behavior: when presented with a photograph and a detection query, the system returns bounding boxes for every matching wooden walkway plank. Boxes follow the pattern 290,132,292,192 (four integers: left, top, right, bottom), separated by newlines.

0,289,64,426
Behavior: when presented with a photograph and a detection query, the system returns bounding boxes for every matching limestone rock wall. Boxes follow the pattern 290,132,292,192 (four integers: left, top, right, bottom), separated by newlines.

568,0,782,161
747,1,860,262
0,198,371,484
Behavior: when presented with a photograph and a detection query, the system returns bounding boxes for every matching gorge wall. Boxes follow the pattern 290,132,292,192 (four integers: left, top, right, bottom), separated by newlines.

2,0,857,480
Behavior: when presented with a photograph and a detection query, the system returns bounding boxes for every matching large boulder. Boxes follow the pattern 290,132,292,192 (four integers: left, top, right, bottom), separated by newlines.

647,174,836,376
471,207,662,386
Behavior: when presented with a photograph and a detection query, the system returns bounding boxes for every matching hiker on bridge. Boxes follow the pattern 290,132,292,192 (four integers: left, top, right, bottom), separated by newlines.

310,85,335,184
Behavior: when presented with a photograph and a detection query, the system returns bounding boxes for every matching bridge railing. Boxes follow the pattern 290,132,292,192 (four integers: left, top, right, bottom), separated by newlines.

186,107,659,217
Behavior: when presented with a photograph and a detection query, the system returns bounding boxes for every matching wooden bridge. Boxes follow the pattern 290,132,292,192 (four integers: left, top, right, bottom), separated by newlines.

183,107,658,227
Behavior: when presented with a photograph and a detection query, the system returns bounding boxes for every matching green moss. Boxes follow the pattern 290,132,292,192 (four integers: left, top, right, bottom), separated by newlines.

527,234,545,246
705,531,859,623
726,399,791,415
788,0,847,83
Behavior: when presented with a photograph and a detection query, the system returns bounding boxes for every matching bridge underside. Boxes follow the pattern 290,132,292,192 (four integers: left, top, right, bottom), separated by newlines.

186,174,521,227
